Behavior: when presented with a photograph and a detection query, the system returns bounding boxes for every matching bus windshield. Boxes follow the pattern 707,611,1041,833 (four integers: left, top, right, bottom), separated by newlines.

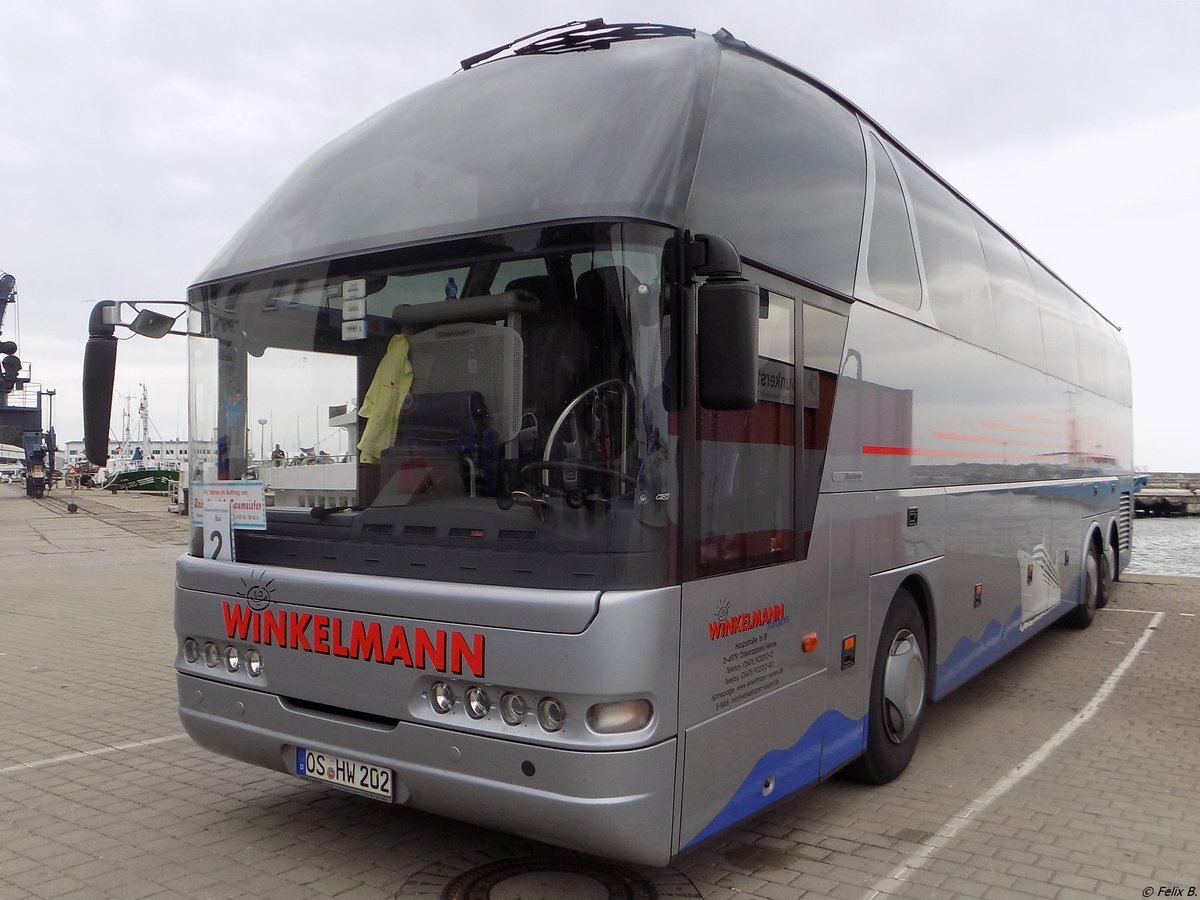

187,221,677,590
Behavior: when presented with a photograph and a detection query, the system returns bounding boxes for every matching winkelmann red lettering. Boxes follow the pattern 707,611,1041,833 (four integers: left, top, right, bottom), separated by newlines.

218,602,485,677
261,609,286,646
707,603,787,641
330,617,350,658
384,624,413,667
289,612,313,651
450,631,485,677
413,628,446,672
223,603,253,640
348,620,383,660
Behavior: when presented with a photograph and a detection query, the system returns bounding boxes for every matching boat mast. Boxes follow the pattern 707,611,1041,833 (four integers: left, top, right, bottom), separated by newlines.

121,395,132,454
139,384,150,449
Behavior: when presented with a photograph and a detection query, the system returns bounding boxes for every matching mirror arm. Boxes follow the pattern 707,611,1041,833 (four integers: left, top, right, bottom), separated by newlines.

688,233,744,279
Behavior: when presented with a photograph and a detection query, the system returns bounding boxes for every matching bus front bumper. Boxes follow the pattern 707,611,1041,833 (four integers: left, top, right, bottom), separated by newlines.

177,672,678,865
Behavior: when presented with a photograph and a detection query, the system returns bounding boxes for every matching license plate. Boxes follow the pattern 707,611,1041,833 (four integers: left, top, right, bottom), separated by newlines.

296,747,394,801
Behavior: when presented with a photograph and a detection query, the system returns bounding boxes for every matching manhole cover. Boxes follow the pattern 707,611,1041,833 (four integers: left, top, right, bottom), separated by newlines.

400,844,700,900
441,855,656,900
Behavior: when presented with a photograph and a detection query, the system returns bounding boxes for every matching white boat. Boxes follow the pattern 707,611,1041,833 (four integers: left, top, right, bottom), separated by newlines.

98,385,184,493
259,405,357,508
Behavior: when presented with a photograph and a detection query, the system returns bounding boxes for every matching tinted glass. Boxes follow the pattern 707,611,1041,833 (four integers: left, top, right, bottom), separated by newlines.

800,302,847,555
1073,304,1109,395
697,290,795,576
895,154,993,346
198,39,715,282
1027,260,1080,385
1108,334,1133,406
866,136,922,308
975,216,1045,369
189,222,679,590
686,52,866,295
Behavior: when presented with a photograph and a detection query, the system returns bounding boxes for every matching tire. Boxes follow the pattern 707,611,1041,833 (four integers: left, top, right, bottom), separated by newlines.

844,589,928,784
1096,541,1115,609
1065,542,1100,629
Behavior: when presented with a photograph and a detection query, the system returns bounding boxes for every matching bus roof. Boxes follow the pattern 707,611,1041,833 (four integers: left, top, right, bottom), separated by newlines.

195,26,717,284
193,20,1107,329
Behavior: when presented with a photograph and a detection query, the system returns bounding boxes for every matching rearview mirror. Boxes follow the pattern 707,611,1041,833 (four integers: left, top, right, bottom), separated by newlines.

694,235,758,411
82,301,117,465
129,308,181,339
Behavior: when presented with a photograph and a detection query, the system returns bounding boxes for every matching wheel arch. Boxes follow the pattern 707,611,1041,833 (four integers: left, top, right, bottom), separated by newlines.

897,573,935,691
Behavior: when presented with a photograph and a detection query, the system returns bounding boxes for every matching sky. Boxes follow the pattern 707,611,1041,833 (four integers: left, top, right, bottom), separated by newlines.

1,0,1197,470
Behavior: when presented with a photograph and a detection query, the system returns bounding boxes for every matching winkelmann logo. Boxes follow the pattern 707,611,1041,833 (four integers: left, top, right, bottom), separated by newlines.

221,601,485,677
708,603,787,640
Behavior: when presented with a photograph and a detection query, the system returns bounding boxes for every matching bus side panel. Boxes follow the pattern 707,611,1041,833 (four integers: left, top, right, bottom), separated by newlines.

677,551,829,849
823,488,946,772
678,675,834,850
934,485,1028,697
821,304,1132,699
823,304,1129,495
933,479,1117,699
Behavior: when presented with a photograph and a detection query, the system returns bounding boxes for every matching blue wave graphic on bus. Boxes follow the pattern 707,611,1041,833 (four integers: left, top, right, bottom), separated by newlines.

935,572,1082,697
690,568,1087,850
936,609,1022,696
684,709,864,849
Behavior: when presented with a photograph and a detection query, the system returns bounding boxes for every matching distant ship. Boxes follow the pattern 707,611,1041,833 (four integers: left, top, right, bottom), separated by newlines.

97,385,182,493
98,458,179,493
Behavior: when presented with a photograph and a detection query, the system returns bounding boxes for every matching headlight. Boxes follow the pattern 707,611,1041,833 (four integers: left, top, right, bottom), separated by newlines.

465,687,490,719
536,697,566,733
499,692,527,726
183,638,200,664
223,646,241,672
587,699,652,734
203,642,220,667
430,682,455,714
245,649,264,677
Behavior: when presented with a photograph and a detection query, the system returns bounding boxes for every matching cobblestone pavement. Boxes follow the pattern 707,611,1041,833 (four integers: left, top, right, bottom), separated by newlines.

1,483,1197,899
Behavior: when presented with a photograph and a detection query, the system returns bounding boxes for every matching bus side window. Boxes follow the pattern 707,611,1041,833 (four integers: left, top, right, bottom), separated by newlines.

894,151,995,348
799,304,848,555
697,291,795,577
865,135,922,309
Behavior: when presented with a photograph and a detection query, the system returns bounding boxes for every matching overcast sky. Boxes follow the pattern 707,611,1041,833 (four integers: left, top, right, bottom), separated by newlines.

2,0,1197,470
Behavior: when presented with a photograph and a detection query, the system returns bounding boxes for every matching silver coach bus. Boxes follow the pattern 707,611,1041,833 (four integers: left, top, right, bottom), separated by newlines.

84,21,1134,865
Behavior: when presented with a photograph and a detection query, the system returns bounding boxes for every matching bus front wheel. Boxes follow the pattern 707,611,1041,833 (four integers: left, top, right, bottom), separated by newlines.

845,589,928,784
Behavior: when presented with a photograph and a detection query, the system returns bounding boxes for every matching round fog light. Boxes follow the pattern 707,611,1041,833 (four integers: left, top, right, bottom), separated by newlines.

223,646,241,672
183,638,199,664
203,642,220,667
465,687,490,719
245,649,264,677
499,692,527,726
430,682,455,714
536,697,566,733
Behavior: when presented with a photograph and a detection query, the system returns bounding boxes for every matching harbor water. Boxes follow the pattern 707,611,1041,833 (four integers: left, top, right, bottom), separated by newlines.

1125,515,1200,577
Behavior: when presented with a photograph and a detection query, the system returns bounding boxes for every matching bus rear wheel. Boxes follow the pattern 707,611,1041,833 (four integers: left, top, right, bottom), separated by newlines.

1065,543,1100,629
1096,541,1115,609
845,589,927,784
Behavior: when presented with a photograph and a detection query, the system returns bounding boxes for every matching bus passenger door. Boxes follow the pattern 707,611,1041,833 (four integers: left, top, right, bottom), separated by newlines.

677,290,829,850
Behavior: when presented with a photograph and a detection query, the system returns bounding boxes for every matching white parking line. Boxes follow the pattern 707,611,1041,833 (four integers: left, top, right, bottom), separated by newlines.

0,733,188,775
862,610,1165,899
1104,607,1166,614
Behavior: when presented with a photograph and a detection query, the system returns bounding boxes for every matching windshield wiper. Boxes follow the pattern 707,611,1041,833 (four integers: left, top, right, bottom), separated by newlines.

461,20,695,70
